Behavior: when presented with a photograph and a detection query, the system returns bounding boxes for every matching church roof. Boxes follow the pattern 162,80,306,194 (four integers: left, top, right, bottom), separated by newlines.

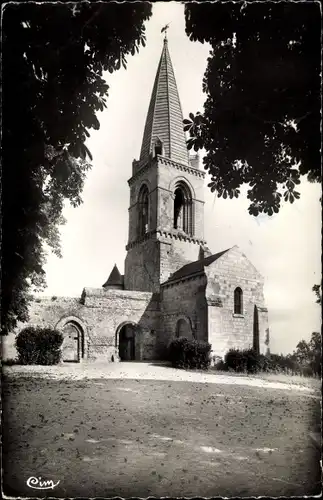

163,249,230,285
102,264,123,288
139,38,189,166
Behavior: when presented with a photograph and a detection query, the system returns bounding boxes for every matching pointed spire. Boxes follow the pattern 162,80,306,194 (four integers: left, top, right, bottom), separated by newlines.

139,40,189,166
102,264,124,289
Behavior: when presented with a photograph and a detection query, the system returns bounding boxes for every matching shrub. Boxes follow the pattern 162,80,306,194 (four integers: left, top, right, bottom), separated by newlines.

168,337,211,370
224,348,271,374
214,358,227,371
2,358,20,366
15,326,63,365
268,353,299,373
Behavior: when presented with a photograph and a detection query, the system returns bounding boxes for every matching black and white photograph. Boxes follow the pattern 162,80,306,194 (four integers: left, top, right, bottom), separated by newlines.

1,1,321,497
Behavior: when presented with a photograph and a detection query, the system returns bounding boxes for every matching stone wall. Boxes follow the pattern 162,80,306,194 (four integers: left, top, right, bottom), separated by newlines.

2,296,83,361
205,246,269,358
127,161,158,244
160,274,207,355
159,236,202,284
3,289,161,362
124,238,161,292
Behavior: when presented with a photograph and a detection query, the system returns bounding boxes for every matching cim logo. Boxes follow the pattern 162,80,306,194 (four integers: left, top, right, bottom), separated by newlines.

27,476,60,490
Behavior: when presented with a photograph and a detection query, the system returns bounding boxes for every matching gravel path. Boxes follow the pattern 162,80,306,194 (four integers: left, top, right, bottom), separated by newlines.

3,362,318,393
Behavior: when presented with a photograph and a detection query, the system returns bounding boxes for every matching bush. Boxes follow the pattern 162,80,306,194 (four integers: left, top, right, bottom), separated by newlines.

168,337,211,370
268,353,299,373
15,326,63,365
224,348,271,374
214,358,227,371
2,358,20,366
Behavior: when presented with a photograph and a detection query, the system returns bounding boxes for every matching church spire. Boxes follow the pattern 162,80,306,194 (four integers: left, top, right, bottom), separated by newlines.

139,38,189,166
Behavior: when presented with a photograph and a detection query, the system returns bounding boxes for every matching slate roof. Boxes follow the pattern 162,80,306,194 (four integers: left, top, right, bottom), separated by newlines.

163,249,230,285
139,38,189,166
102,264,123,288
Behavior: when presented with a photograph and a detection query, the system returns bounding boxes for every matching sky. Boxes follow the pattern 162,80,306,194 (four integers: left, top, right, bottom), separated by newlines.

39,2,321,355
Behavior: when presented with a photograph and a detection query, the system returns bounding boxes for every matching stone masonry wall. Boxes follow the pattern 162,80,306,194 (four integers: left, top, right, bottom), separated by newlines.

159,237,201,285
127,161,158,244
205,246,269,358
3,289,161,362
3,296,84,361
160,275,207,356
124,238,161,292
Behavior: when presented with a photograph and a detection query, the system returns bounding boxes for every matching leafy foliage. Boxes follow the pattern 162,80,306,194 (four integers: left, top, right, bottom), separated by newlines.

312,284,322,305
292,332,321,376
267,353,299,374
184,2,321,215
2,3,152,334
15,326,63,365
224,348,271,374
168,337,211,370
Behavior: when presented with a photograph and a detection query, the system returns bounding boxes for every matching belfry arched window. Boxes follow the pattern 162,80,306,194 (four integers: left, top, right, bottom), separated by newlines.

173,181,193,235
154,138,164,157
138,184,149,237
234,287,243,315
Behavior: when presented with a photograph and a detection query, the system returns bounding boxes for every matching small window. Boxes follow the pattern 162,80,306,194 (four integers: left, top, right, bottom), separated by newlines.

138,185,149,237
154,139,163,157
234,287,243,315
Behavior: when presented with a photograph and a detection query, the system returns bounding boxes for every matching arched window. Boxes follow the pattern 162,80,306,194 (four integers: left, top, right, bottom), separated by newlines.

138,184,149,237
154,138,164,157
173,181,193,235
234,287,243,315
175,318,193,339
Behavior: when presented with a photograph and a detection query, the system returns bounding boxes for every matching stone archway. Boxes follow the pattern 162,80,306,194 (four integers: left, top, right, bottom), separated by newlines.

116,322,140,361
55,317,85,362
175,316,193,339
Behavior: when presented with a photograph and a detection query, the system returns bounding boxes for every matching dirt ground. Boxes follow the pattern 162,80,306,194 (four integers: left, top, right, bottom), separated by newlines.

2,372,321,498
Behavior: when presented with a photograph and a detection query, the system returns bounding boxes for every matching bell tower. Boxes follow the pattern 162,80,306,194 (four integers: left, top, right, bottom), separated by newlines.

124,37,206,293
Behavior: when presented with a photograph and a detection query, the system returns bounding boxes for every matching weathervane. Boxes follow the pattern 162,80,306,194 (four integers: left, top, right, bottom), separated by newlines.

161,23,170,40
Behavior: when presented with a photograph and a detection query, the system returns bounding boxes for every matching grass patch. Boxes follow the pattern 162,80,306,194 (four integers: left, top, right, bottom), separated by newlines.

209,368,321,390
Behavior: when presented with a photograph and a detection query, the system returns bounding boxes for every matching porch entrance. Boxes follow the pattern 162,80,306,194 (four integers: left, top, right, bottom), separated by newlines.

117,323,137,361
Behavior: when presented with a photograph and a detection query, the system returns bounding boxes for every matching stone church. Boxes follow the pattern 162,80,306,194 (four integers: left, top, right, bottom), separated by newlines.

7,38,269,363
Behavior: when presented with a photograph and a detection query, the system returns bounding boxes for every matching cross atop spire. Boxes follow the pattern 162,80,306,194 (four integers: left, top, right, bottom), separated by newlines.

139,37,189,166
161,23,170,41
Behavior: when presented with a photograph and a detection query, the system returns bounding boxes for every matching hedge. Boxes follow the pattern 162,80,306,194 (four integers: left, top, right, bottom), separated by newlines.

168,337,211,370
221,349,320,376
15,326,63,365
224,348,271,374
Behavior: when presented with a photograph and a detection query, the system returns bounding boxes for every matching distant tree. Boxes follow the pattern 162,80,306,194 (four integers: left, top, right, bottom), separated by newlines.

184,2,321,216
1,2,152,334
293,339,311,366
312,284,322,305
291,285,322,375
293,332,321,375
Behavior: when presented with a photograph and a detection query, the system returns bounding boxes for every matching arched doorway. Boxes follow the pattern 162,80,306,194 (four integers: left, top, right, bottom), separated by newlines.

176,317,193,339
59,321,84,362
117,323,138,361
